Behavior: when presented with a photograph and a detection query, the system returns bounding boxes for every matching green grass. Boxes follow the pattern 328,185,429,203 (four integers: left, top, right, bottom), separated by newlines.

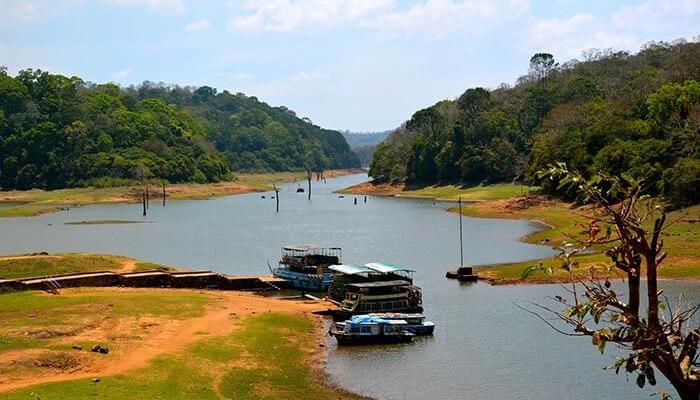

0,170,354,217
470,204,700,283
3,312,362,400
132,261,176,272
0,254,128,280
0,289,211,319
0,205,61,217
403,183,535,201
477,254,609,282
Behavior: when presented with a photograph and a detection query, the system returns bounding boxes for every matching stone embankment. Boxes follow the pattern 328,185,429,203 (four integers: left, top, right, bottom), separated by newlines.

0,270,286,293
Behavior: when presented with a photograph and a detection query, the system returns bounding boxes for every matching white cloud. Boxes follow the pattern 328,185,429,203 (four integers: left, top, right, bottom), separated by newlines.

104,0,186,14
291,72,330,81
228,0,529,39
366,0,529,39
0,1,39,21
525,13,638,59
114,68,131,79
231,72,253,81
612,0,699,32
185,19,211,31
525,0,699,60
528,13,594,44
228,0,394,32
229,0,394,32
0,0,85,22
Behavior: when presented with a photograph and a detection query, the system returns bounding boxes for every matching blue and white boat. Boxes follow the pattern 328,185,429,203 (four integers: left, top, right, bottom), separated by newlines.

269,245,339,291
335,313,435,335
329,314,414,345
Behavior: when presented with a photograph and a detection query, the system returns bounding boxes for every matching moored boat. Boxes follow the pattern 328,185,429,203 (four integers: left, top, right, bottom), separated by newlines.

332,278,423,318
335,313,435,335
269,245,340,291
329,315,414,345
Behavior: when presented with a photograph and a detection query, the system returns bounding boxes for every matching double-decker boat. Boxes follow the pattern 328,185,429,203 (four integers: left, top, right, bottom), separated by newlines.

332,278,423,319
329,314,414,345
269,245,340,291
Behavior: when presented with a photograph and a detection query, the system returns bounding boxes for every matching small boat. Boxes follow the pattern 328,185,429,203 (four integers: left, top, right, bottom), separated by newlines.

269,245,339,291
329,315,414,345
335,313,435,335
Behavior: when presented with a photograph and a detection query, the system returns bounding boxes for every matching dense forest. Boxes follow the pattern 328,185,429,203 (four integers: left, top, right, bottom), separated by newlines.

370,40,699,207
0,68,358,190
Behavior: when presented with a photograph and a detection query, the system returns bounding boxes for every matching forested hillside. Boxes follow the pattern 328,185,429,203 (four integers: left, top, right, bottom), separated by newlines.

341,130,390,167
370,40,699,207
0,68,358,190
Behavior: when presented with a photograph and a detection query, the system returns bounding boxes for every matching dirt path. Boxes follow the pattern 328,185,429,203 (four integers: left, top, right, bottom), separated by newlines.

0,290,333,393
113,259,137,274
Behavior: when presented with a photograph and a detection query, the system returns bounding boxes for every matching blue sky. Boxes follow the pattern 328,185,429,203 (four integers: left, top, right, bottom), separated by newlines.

1,0,698,131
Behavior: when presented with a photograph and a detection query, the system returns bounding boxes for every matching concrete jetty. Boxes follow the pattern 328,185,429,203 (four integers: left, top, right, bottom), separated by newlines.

0,270,286,294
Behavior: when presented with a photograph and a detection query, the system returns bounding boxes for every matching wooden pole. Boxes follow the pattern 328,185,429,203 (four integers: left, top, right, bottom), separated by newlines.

162,183,166,207
142,190,147,216
458,196,464,267
307,170,311,200
273,184,280,213
146,185,149,209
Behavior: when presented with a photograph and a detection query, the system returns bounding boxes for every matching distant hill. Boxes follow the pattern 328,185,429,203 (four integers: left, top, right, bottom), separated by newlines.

370,40,700,207
341,131,390,147
0,69,359,190
341,130,390,166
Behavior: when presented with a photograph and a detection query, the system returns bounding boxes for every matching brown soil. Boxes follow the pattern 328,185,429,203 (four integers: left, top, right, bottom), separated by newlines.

340,181,404,196
0,289,336,393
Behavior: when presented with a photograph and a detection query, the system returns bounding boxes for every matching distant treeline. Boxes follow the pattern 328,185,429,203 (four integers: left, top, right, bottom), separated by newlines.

341,130,390,167
0,68,359,190
370,40,699,207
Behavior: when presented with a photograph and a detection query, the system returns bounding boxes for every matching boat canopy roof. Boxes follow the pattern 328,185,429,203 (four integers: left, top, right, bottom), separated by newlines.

345,280,412,289
282,245,341,252
364,262,415,274
348,315,407,325
329,264,375,275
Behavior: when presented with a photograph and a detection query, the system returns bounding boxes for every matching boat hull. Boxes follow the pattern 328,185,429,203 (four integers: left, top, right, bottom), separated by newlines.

332,332,413,346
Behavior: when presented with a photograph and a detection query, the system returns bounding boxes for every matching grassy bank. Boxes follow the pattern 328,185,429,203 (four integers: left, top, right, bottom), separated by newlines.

0,253,174,280
338,181,535,201
0,169,362,218
459,198,700,283
339,180,699,284
0,286,361,399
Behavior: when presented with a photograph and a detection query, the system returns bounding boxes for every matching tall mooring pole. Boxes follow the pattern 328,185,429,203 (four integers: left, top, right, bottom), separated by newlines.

458,196,464,267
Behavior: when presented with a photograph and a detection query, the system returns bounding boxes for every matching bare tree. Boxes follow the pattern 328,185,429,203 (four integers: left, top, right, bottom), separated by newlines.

525,163,699,400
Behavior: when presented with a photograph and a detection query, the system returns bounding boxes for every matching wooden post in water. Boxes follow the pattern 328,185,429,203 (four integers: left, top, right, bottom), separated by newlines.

146,185,149,209
354,198,357,205
162,183,166,207
273,184,280,213
306,169,312,200
458,196,464,267
142,190,147,216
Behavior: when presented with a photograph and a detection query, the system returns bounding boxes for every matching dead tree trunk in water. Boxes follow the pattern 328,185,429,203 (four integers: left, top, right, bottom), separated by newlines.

141,190,147,216
273,184,280,213
145,185,149,209
162,183,166,207
307,169,312,200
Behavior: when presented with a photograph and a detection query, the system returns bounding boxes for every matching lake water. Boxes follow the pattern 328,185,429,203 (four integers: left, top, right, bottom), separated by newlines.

0,173,697,399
